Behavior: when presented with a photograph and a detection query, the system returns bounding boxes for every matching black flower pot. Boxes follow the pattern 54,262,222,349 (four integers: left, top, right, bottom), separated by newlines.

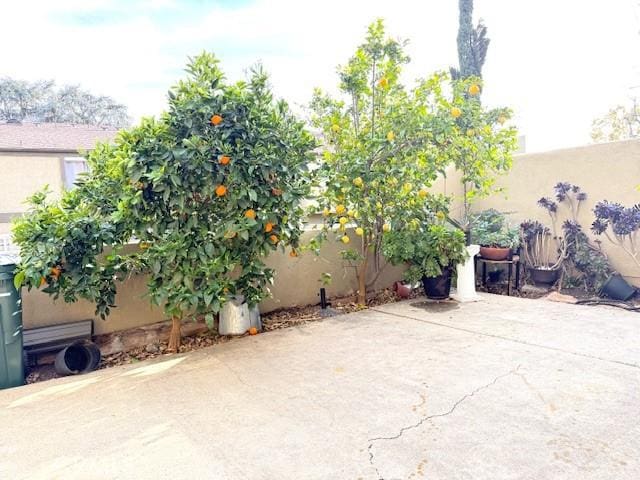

530,267,558,285
422,267,453,300
600,274,636,301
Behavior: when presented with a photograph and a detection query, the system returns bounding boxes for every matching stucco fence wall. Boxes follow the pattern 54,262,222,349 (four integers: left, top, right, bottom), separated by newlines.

16,139,640,333
472,139,640,285
21,228,406,335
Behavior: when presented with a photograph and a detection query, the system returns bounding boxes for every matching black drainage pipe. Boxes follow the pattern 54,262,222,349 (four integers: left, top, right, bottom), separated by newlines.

54,341,101,376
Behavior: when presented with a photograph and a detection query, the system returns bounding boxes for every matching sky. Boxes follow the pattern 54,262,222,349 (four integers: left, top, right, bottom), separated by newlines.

3,0,640,153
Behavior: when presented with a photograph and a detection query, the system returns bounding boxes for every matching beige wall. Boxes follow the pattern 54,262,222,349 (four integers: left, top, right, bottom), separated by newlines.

21,228,405,334
473,139,640,284
0,151,65,234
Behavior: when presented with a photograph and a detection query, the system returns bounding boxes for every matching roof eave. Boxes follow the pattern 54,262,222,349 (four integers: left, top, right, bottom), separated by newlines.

0,147,91,154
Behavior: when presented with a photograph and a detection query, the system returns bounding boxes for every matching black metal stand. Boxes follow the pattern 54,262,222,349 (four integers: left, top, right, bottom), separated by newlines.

475,255,521,296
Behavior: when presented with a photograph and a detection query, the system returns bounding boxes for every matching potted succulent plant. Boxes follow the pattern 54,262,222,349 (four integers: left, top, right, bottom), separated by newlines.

384,220,468,300
591,200,638,300
520,220,566,285
471,209,520,261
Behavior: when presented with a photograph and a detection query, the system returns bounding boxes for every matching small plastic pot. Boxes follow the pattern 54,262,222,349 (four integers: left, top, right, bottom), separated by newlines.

600,274,636,301
487,270,503,283
394,281,412,299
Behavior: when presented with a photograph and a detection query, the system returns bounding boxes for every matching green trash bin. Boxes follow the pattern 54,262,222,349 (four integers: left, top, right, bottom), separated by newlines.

0,261,24,389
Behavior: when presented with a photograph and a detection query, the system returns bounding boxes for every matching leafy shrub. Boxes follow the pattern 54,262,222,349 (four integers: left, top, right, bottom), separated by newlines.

383,197,467,282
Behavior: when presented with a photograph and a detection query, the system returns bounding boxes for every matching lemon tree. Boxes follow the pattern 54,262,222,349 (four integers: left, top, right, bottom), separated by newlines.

13,53,315,350
310,21,451,304
440,76,519,237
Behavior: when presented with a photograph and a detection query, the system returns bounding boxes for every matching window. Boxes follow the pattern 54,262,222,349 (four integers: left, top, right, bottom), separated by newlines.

63,157,89,189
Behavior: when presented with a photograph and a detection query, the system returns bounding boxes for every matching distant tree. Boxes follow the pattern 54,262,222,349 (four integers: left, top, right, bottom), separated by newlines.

0,77,130,127
591,100,640,142
450,0,490,80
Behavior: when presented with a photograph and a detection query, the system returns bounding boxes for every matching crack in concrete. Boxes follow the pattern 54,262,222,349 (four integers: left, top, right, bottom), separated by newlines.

366,365,520,480
371,308,640,369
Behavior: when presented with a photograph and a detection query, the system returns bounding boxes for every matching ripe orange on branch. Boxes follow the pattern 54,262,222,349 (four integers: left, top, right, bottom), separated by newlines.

210,114,223,125
244,209,256,219
215,185,227,197
264,222,274,233
219,155,231,165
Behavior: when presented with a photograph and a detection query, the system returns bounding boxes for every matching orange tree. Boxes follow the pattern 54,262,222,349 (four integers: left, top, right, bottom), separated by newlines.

309,20,453,304
13,53,315,350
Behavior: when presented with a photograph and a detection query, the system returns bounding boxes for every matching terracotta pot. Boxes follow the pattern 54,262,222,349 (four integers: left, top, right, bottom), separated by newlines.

394,281,412,299
479,246,511,261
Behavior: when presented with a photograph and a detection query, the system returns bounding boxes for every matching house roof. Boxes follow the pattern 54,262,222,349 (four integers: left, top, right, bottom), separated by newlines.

0,122,119,153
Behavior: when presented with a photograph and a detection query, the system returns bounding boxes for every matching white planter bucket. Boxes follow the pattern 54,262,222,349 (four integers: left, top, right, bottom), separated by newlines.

218,297,261,335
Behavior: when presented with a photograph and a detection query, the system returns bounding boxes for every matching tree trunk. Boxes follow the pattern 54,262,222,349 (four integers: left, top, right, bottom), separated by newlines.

168,316,181,352
357,254,369,306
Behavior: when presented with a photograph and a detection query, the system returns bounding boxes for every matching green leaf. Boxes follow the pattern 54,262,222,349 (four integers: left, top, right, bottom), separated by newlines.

13,271,25,290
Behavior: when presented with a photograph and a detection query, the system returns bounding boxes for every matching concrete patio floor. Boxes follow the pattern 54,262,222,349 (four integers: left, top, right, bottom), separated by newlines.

1,293,639,480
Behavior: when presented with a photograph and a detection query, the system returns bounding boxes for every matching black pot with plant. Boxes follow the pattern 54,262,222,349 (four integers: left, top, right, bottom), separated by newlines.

384,208,468,300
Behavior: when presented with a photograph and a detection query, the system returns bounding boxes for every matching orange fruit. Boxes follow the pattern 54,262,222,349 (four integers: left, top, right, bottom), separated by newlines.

341,235,350,244
215,185,227,197
248,327,258,335
264,222,274,233
335,204,346,215
219,155,231,165
210,114,223,126
290,249,298,257
51,266,61,277
451,107,462,118
272,187,283,196
245,209,256,219
386,131,395,142
39,277,46,287
468,84,481,96
378,77,389,88
269,234,279,244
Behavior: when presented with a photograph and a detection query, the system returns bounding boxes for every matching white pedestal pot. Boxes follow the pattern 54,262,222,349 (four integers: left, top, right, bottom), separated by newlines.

452,244,482,303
